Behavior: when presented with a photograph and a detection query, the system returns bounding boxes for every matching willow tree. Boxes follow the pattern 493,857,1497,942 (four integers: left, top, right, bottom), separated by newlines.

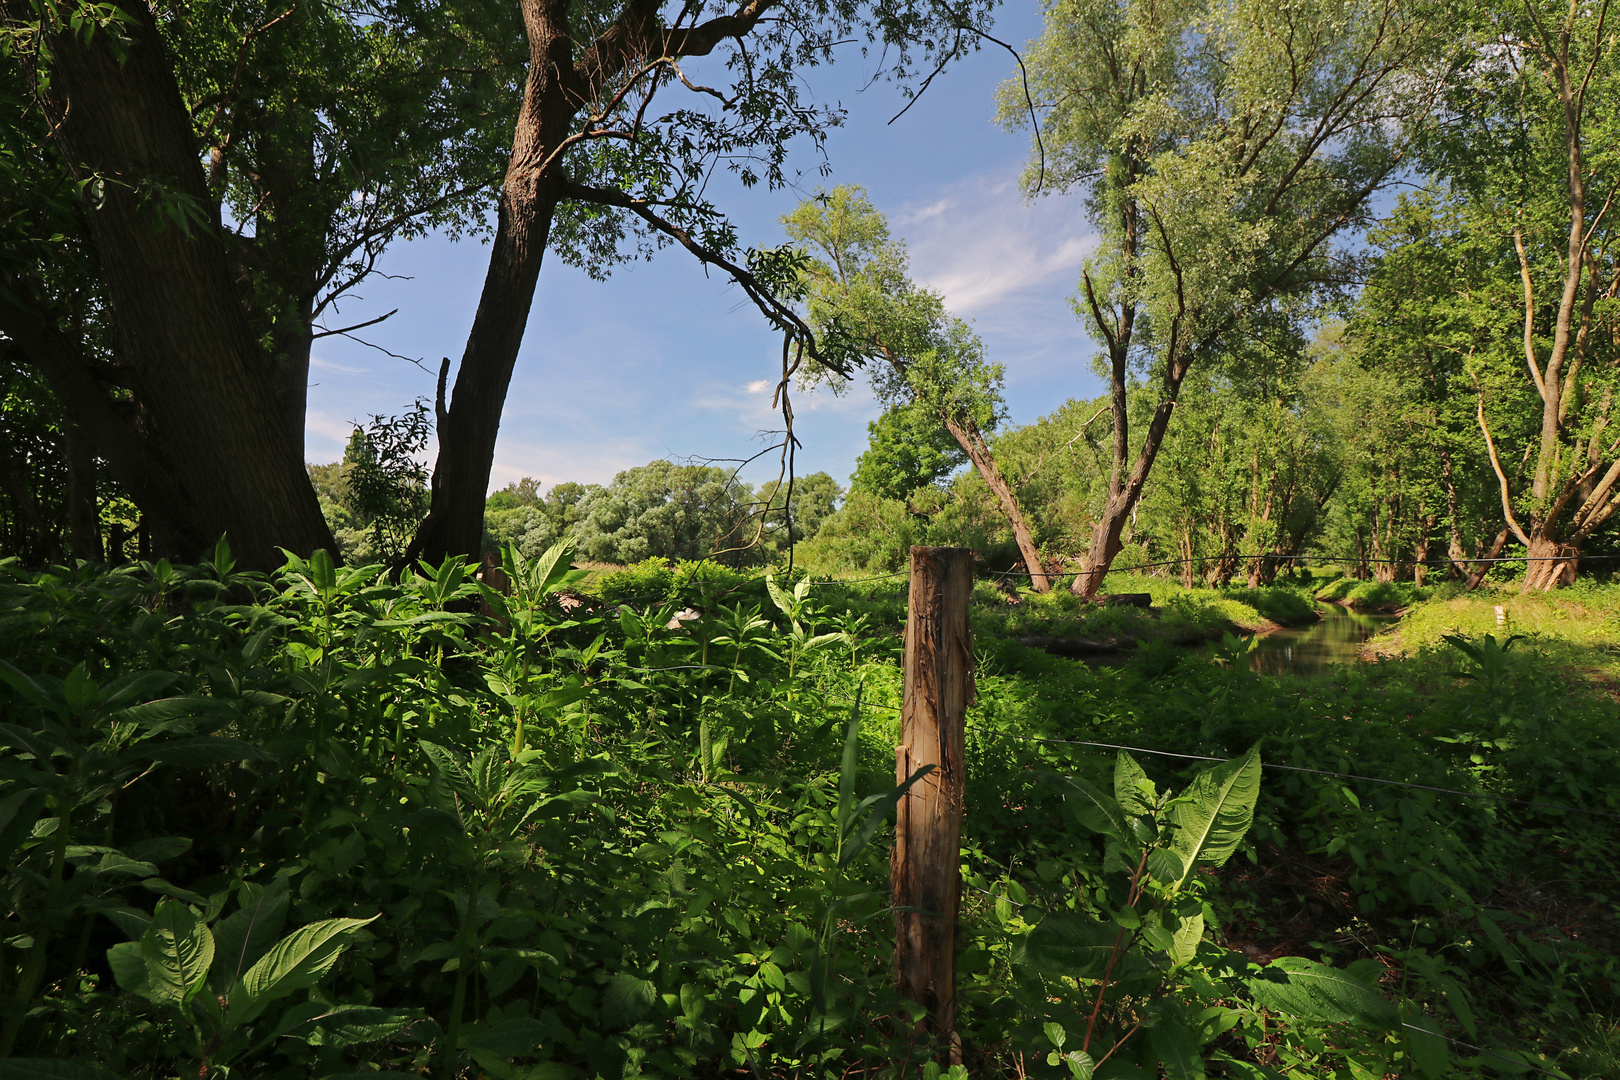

1430,0,1620,589
784,186,1054,589
1000,0,1448,596
1,0,989,569
400,1,997,565
0,0,524,567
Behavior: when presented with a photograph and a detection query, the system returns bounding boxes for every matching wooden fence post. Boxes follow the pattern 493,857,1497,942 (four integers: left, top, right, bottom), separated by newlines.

893,546,974,1065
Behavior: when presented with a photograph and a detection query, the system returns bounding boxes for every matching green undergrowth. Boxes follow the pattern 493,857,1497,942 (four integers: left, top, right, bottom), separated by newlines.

971,574,1318,647
1377,582,1620,687
1,546,1615,1079
1314,577,1433,611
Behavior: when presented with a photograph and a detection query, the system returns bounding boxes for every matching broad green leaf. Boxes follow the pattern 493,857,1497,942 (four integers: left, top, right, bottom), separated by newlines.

97,671,180,713
140,900,214,1006
1114,751,1156,817
601,971,657,1028
1022,911,1121,979
1059,1051,1095,1079
1245,956,1399,1029
461,1016,549,1055
1170,912,1205,966
293,1005,423,1047
211,876,290,991
1148,1015,1206,1080
1403,1016,1450,1078
1146,847,1185,885
1050,773,1129,840
125,736,274,767
115,696,238,727
0,787,48,861
106,940,149,995
765,573,792,617
525,538,575,597
124,836,192,863
2,1061,127,1079
1167,747,1261,890
231,915,377,1023
0,661,56,714
92,853,158,878
839,763,934,868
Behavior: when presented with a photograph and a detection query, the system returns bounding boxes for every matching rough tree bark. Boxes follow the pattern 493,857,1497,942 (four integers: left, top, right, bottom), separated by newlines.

2,0,335,568
940,414,1050,591
1489,7,1620,590
407,0,781,564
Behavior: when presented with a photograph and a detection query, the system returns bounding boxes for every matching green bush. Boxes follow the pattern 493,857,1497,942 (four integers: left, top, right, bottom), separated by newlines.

1342,579,1430,610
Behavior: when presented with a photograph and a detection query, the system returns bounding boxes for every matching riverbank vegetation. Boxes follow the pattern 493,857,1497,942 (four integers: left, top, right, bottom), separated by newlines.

3,546,1617,1078
5,0,1620,1075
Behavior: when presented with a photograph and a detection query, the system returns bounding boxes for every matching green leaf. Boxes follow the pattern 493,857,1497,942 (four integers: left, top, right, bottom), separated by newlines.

461,1017,548,1056
125,736,274,767
1147,1014,1205,1080
1245,956,1399,1029
140,900,214,1006
1146,847,1185,885
92,853,158,878
1403,1017,1451,1078
1050,773,1129,840
1114,751,1156,816
1166,747,1261,890
1170,912,1204,966
106,940,149,996
124,837,192,863
839,763,934,868
230,915,377,1024
601,971,657,1028
1022,911,1121,979
211,876,290,992
292,1005,423,1047
2,1061,127,1079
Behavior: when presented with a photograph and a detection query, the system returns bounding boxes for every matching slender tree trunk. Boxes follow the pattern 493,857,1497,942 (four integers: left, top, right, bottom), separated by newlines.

1412,509,1434,586
1072,351,1193,597
409,0,573,564
939,414,1049,591
7,0,334,568
1465,527,1509,591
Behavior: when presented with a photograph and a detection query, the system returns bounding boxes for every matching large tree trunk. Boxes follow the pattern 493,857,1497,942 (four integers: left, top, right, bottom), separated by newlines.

939,414,1049,592
1490,13,1619,590
408,0,587,565
1522,534,1579,590
7,0,334,568
64,424,102,563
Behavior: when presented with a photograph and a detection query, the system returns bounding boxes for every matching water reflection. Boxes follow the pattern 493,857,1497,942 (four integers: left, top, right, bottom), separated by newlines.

1246,605,1398,676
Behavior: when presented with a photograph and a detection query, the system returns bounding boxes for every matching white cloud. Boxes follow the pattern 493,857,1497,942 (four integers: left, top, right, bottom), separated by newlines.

309,356,369,375
895,170,1097,315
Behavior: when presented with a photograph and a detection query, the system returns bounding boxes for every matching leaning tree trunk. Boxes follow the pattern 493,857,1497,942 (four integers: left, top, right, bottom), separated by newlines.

1072,356,1192,598
940,414,1049,592
7,0,334,568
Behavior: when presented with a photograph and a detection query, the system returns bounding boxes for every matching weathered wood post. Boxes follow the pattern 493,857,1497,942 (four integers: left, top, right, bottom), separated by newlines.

893,546,974,1065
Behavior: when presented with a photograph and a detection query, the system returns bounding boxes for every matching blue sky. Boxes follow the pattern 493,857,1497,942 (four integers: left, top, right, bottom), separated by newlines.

305,1,1106,494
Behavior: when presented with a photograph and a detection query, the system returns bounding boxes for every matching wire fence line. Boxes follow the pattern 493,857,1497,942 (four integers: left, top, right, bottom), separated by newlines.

814,692,1620,821
981,549,1620,582
971,729,1620,823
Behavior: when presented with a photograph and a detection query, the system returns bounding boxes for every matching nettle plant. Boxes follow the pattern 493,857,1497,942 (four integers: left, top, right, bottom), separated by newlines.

1015,748,1443,1079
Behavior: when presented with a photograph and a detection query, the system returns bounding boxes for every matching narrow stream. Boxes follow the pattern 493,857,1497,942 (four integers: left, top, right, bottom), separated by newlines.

1246,605,1399,676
